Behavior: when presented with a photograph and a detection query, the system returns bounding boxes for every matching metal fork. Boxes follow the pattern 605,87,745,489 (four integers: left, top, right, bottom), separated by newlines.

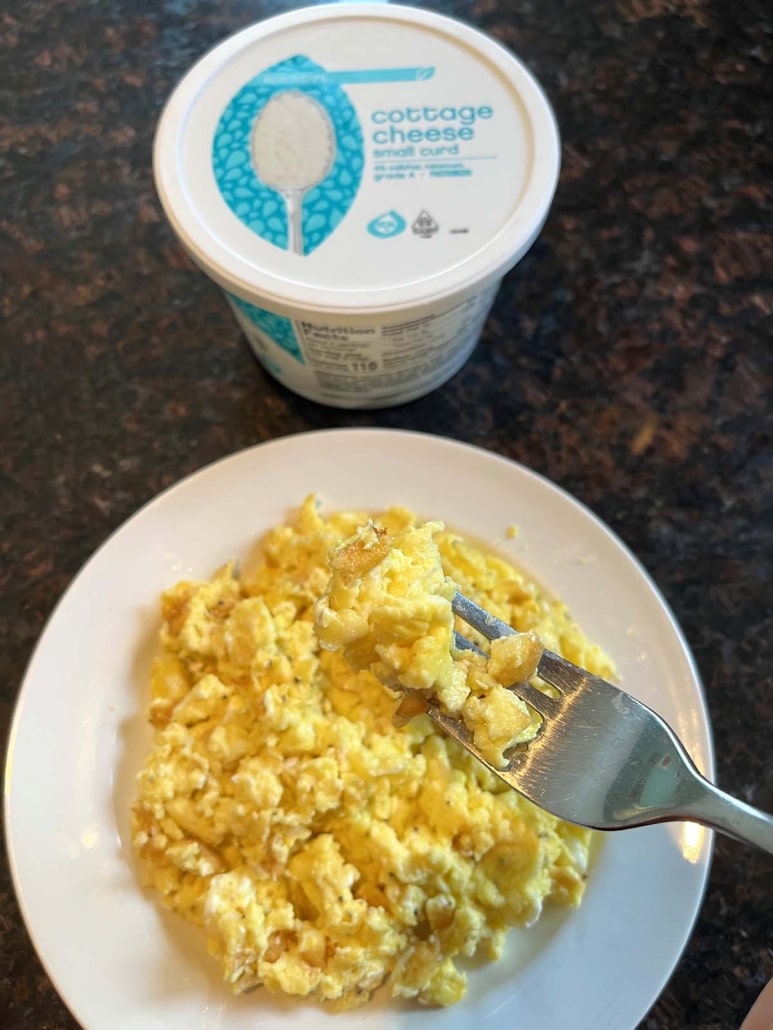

426,593,773,852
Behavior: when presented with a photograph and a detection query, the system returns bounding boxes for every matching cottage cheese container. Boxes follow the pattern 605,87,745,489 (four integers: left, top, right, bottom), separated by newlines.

154,3,560,408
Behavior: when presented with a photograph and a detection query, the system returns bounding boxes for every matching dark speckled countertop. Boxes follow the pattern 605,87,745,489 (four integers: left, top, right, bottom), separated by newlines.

1,1,771,1027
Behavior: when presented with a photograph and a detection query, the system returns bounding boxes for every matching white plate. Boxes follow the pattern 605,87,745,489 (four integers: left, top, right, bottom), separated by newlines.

5,429,713,1030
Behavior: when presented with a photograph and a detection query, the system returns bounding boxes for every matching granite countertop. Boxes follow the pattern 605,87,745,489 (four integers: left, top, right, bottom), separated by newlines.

1,0,770,1026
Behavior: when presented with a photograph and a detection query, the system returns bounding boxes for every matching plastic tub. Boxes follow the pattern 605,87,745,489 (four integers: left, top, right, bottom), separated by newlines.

154,3,560,408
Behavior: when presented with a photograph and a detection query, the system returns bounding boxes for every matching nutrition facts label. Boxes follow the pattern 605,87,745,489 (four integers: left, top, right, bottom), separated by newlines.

296,285,499,401
229,285,499,406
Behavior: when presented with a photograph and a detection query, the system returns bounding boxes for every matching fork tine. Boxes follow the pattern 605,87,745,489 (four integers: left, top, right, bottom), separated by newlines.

452,592,514,641
426,701,472,745
453,631,486,655
509,681,561,719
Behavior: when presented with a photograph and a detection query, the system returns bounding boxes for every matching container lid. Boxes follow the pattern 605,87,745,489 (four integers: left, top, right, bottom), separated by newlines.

154,2,560,316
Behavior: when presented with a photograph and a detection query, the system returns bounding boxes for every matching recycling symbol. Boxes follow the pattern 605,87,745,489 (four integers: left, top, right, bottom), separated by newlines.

411,210,439,238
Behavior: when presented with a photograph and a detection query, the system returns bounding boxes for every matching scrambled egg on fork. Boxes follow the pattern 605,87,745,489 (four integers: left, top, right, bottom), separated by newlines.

315,518,547,767
132,496,614,1010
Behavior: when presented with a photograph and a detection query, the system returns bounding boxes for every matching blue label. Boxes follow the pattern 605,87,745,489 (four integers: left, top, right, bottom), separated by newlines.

213,55,364,256
228,293,304,364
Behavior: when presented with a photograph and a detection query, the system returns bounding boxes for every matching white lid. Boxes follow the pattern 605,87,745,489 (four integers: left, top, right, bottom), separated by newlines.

154,2,560,316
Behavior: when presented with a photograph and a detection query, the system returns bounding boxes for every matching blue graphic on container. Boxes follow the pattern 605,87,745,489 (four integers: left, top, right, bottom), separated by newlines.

213,56,364,255
367,210,407,239
228,292,304,364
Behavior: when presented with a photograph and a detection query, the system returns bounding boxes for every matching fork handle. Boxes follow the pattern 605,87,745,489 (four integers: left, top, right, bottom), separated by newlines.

683,778,773,853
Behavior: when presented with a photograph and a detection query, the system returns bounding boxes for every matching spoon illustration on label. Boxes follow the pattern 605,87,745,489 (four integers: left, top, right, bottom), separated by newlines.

251,90,336,255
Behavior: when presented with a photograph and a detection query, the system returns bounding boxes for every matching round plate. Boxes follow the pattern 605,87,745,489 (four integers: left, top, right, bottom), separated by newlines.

5,429,713,1029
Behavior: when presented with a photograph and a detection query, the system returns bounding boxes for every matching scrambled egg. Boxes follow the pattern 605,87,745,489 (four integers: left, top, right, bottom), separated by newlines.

132,496,614,1010
315,519,546,767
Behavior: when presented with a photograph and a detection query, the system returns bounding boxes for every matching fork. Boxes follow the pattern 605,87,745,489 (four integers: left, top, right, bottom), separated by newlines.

426,592,773,853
